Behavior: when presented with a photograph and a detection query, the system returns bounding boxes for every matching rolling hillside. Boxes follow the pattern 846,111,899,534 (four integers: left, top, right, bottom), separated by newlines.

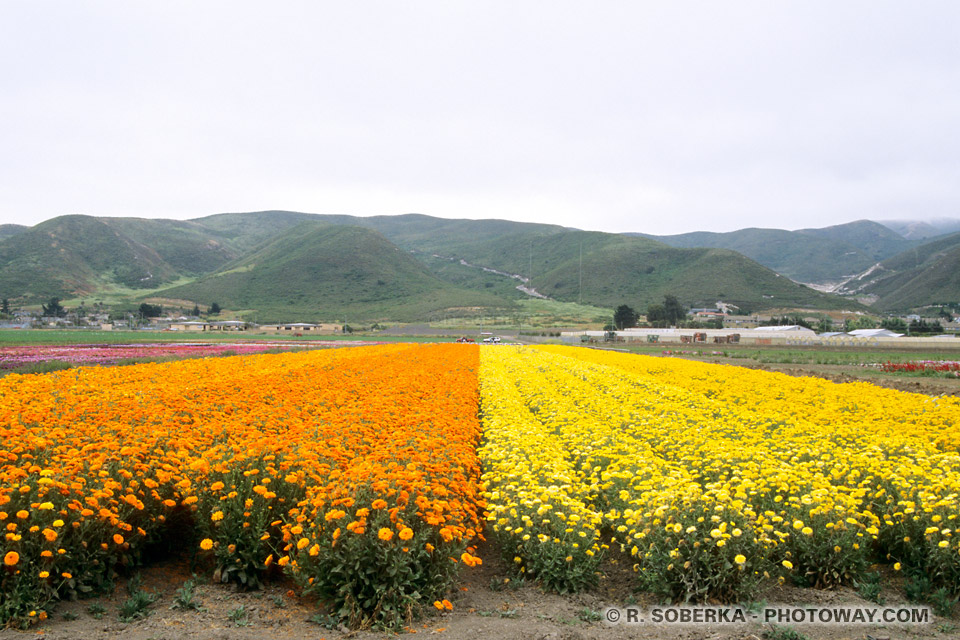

0,215,181,300
841,232,960,310
533,241,851,312
642,220,914,284
1,210,866,319
879,218,960,240
160,222,513,322
0,225,26,241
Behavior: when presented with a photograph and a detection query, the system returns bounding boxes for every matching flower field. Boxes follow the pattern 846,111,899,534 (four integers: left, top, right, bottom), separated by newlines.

2,342,959,629
0,341,378,369
880,360,960,377
0,343,482,627
482,346,960,602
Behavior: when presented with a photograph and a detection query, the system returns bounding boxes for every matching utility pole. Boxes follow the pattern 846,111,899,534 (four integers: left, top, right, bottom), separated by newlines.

579,241,583,306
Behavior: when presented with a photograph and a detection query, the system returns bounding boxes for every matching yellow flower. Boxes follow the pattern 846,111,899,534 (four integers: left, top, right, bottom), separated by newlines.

200,538,214,550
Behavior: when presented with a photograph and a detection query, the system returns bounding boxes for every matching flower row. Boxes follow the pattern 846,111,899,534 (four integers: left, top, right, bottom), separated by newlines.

0,343,482,627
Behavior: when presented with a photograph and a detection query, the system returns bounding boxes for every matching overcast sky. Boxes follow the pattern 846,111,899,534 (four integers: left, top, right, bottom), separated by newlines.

2,2,958,235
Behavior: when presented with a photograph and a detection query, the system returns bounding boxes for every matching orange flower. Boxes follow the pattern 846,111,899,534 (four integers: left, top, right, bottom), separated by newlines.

3,551,18,566
378,528,394,542
113,534,124,545
399,527,414,541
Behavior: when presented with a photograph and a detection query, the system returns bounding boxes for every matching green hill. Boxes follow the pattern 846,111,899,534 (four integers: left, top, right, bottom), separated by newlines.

0,215,180,300
532,240,854,313
798,220,912,263
160,222,513,322
0,225,26,241
643,220,914,284
0,210,865,319
879,218,960,240
101,217,240,274
843,232,960,310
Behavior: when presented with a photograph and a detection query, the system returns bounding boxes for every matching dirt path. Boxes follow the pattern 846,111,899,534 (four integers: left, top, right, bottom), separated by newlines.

4,541,949,640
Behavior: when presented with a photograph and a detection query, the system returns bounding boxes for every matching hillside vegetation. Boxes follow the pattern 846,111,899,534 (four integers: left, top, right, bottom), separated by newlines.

0,224,27,241
161,223,512,322
0,211,874,320
841,231,960,310
0,216,180,299
642,220,914,284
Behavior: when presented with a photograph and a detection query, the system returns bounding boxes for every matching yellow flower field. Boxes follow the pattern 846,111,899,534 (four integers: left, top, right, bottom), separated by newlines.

480,346,960,601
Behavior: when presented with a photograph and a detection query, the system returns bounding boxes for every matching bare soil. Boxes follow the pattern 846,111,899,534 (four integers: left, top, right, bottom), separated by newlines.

2,540,952,640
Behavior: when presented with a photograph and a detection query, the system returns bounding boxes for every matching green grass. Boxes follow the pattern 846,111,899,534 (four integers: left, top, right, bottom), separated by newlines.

430,298,611,330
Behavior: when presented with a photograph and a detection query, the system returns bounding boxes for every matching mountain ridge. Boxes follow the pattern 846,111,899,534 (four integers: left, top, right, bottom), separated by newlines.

0,210,905,319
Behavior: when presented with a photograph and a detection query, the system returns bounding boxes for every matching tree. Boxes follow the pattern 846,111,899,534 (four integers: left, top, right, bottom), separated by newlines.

646,304,667,328
138,303,163,318
881,317,907,332
662,295,686,326
209,302,221,315
613,304,639,330
816,317,834,333
42,297,66,318
191,304,201,317
0,298,9,316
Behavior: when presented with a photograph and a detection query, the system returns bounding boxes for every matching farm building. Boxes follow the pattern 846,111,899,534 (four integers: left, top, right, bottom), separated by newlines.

847,328,903,338
168,321,251,332
259,323,342,334
168,321,210,332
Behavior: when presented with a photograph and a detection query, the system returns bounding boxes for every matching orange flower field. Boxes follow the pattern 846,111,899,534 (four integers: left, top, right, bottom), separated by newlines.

0,343,483,627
